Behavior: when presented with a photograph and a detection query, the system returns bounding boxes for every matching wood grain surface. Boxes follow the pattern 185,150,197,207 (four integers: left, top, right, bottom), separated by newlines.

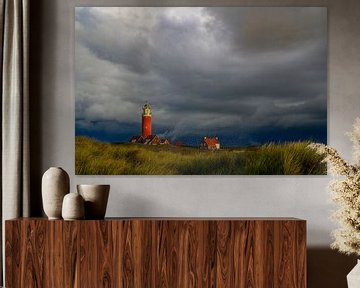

5,218,306,288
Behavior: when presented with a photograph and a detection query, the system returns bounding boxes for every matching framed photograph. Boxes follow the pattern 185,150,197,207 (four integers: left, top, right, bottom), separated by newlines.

75,7,327,175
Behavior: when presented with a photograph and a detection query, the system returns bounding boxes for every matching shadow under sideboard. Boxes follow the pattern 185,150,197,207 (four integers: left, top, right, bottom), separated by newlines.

307,248,357,288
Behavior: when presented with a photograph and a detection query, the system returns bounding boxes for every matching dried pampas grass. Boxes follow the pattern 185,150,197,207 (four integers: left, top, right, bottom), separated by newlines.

309,118,360,256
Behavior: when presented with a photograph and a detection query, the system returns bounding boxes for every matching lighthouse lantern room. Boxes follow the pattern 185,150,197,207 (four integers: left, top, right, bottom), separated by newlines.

142,103,152,137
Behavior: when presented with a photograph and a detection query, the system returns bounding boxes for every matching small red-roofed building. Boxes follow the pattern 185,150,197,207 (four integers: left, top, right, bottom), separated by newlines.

201,136,220,150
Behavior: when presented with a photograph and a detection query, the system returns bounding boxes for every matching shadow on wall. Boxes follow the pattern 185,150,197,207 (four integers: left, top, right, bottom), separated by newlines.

308,248,357,288
29,0,44,216
107,192,183,217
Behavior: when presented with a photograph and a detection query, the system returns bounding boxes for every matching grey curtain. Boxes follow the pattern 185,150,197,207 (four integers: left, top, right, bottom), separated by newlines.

0,0,30,284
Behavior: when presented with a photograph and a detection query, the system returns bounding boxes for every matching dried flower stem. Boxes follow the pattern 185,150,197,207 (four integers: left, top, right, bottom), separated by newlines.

309,118,360,256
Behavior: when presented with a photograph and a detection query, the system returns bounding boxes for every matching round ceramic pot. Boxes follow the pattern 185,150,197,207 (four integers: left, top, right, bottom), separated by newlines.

77,184,110,219
62,192,85,220
42,167,70,219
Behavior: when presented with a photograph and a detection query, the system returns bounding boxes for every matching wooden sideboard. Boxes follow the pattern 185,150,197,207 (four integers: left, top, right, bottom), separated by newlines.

5,218,306,287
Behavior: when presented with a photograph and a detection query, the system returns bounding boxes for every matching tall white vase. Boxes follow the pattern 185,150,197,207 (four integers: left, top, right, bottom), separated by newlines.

347,260,360,288
42,167,70,219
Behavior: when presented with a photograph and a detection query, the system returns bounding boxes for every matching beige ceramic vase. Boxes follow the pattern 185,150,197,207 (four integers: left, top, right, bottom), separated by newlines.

42,167,70,219
62,192,85,220
347,260,360,288
77,184,110,219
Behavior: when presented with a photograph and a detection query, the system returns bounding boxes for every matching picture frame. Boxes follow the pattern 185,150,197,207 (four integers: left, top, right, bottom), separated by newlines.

75,6,327,175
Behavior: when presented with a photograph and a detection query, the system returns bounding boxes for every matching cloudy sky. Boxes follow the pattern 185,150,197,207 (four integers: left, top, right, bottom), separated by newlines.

75,7,327,146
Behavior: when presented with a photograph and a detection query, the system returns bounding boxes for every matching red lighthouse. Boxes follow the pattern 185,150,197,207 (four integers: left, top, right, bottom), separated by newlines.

141,103,152,137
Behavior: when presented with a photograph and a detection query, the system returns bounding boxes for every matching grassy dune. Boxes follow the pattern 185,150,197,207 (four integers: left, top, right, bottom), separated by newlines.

75,136,326,175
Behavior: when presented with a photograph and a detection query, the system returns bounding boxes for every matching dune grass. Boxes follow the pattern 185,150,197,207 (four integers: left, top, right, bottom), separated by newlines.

75,136,326,175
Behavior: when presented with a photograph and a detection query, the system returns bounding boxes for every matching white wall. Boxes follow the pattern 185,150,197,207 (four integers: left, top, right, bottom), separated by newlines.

32,0,360,247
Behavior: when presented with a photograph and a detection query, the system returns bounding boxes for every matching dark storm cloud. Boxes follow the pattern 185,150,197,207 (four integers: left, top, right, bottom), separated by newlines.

205,7,326,52
75,7,327,144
